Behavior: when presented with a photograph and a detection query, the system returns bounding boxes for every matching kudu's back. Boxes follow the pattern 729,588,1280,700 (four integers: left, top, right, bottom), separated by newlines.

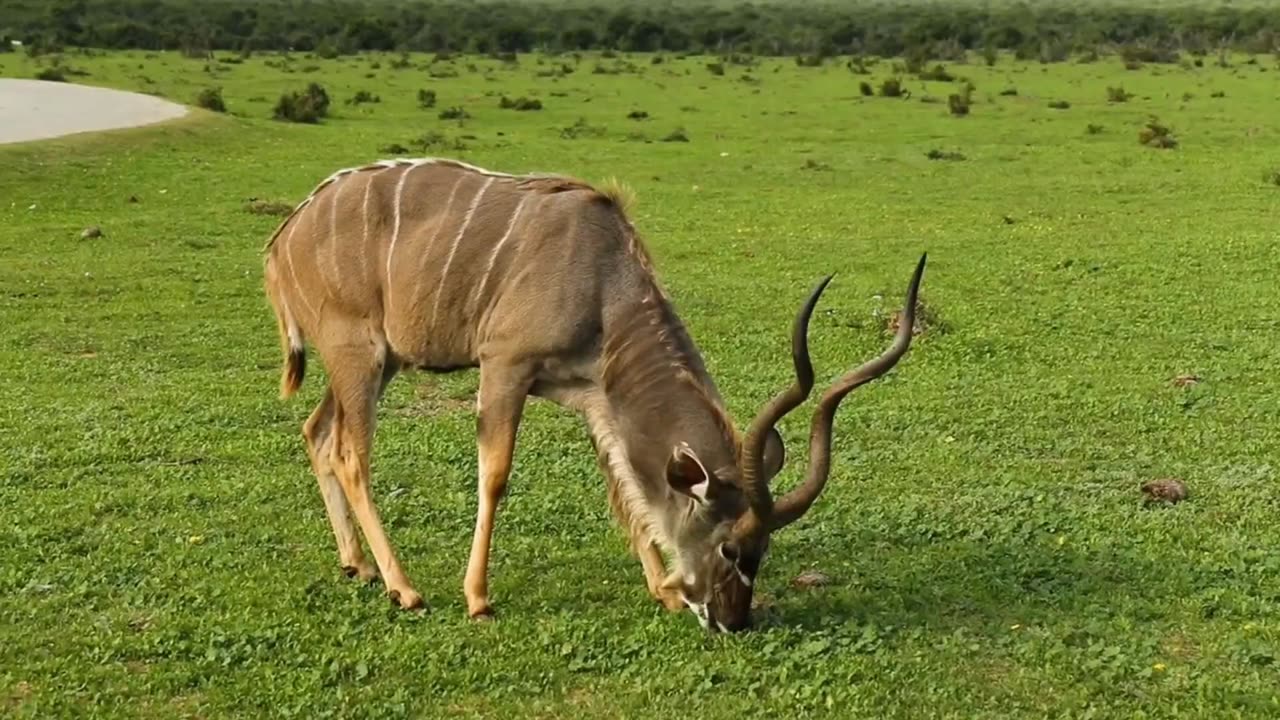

263,158,645,384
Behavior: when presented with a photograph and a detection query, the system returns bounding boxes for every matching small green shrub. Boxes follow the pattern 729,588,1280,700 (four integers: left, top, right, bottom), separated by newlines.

660,127,690,142
947,84,973,116
417,89,437,108
498,95,542,111
273,82,330,123
859,81,874,96
346,89,380,105
1139,117,1177,148
1106,86,1133,103
1086,123,1105,135
919,63,954,81
1048,99,1071,109
879,78,904,97
413,131,467,152
35,66,66,82
438,106,470,120
1122,44,1180,64
560,117,606,140
195,87,226,112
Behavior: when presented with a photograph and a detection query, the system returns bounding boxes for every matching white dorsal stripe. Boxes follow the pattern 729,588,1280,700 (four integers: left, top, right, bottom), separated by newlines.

384,163,416,313
264,157,530,253
430,176,495,332
472,193,533,314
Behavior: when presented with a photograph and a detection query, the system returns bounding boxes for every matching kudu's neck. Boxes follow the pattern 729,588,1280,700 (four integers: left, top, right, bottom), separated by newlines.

599,282,740,504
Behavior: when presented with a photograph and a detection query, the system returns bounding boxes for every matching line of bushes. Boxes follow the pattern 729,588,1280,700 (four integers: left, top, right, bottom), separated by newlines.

5,0,1280,60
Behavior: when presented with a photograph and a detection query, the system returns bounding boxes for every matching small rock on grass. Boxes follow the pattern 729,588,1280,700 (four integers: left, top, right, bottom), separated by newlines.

1141,478,1188,505
81,226,103,239
791,570,831,589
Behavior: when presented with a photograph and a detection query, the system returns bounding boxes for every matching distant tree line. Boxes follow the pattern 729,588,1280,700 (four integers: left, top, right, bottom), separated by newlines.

1,0,1278,60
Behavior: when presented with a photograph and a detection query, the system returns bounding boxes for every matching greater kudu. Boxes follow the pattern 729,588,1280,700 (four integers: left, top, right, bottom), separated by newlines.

262,157,925,631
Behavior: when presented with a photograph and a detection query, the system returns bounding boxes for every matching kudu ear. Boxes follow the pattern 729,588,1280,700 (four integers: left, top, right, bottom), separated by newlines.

666,443,713,502
762,427,786,484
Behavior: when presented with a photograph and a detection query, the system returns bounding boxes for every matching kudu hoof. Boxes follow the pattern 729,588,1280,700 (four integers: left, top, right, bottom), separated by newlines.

467,604,496,622
389,588,425,611
342,562,379,584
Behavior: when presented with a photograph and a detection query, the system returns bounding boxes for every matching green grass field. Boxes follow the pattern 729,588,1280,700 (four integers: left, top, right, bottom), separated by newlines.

3,48,1280,718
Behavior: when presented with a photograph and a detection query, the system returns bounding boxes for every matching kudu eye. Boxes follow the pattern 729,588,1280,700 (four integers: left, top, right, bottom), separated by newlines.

717,541,740,564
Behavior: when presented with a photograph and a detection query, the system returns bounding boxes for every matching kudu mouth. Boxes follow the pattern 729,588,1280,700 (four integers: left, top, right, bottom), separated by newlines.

684,598,750,634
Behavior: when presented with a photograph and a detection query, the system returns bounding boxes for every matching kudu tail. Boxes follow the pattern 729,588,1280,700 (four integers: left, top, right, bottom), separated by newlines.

279,320,307,400
264,257,307,400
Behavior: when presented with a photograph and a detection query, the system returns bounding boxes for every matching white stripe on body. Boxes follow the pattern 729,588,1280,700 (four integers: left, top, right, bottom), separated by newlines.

408,175,468,308
384,163,418,313
471,193,534,315
326,173,346,292
429,176,496,332
282,218,319,320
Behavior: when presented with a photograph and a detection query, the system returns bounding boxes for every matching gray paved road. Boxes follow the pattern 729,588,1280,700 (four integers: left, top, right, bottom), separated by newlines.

0,79,188,145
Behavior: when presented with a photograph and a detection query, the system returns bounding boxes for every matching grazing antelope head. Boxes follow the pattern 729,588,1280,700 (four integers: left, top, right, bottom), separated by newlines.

645,261,925,632
261,155,924,631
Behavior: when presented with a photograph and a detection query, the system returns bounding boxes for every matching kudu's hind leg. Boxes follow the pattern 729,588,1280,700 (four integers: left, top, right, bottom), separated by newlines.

326,341,424,610
463,361,532,619
304,389,376,582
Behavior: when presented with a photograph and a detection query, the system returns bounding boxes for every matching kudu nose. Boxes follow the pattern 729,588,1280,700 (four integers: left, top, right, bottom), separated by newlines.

712,614,752,633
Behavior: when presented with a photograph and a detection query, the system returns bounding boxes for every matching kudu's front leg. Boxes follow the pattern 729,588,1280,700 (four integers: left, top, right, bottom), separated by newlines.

464,362,532,619
636,537,684,612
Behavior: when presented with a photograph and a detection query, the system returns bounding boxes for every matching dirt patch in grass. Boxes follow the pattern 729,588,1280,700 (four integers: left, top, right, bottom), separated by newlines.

882,293,946,337
244,199,294,216
399,381,475,417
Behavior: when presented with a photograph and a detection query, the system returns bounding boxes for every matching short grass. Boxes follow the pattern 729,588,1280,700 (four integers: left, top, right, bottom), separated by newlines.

3,48,1280,718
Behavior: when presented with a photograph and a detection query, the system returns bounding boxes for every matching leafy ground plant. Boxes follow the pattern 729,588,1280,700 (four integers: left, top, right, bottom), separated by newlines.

1139,116,1178,148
